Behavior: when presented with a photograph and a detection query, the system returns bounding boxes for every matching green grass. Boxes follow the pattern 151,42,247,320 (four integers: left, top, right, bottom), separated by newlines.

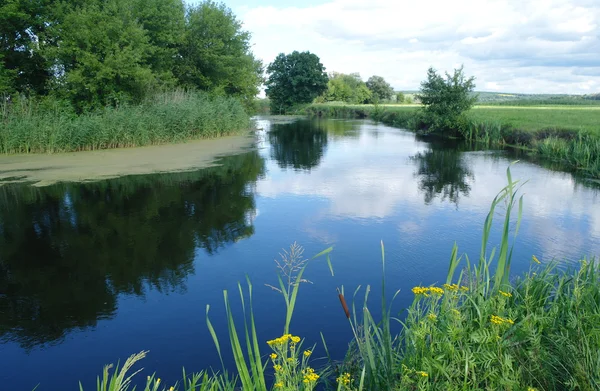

0,90,250,154
71,166,600,391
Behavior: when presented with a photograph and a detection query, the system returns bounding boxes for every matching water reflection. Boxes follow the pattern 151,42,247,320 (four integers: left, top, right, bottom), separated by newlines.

0,151,265,349
268,120,328,170
410,138,474,206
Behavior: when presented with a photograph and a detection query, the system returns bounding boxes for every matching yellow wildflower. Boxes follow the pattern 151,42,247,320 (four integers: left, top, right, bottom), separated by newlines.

443,283,459,291
270,353,277,360
499,290,512,298
287,358,294,363
274,382,284,388
427,313,437,321
528,388,537,391
303,350,312,357
532,255,541,264
460,286,469,291
429,287,444,295
169,388,174,391
416,371,428,377
336,372,351,385
273,364,283,372
302,367,320,383
156,379,161,385
291,335,301,344
491,315,514,326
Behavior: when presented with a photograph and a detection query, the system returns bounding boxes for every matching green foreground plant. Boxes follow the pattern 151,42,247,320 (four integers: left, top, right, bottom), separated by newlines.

76,167,599,391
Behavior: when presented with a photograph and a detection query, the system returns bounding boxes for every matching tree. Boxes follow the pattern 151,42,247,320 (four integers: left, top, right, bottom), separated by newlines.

416,65,477,137
320,72,371,104
265,51,328,113
176,1,263,108
396,92,404,104
50,0,157,111
366,75,394,102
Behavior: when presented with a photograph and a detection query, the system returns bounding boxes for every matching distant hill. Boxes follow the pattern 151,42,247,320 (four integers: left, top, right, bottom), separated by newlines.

396,91,600,106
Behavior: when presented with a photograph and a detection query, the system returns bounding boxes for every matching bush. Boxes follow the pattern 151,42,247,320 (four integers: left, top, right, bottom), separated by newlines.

416,65,477,137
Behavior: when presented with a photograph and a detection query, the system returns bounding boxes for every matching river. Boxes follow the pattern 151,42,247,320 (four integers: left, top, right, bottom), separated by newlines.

1,117,599,390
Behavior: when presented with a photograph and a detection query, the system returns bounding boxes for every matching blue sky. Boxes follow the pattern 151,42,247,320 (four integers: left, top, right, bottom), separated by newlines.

188,0,600,94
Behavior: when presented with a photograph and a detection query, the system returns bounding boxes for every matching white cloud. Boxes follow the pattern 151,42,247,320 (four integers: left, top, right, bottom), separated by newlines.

240,0,600,93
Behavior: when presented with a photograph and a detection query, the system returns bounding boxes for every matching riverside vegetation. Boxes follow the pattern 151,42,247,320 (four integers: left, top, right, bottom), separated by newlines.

73,167,600,390
1,0,263,153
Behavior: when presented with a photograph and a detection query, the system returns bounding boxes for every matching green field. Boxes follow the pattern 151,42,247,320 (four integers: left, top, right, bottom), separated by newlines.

469,106,600,133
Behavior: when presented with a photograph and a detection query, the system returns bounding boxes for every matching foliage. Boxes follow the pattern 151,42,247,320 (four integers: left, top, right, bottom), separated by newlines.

318,73,371,104
395,92,404,104
265,51,328,114
365,75,394,102
416,65,477,137
176,1,263,109
0,0,263,113
0,91,249,153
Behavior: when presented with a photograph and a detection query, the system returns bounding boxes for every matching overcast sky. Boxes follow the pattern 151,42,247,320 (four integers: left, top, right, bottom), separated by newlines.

190,0,600,94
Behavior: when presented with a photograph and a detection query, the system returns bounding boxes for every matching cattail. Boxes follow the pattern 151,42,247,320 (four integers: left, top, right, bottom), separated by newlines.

337,288,350,319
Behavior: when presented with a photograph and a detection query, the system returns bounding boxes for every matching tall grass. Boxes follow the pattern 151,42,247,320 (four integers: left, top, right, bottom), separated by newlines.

74,167,599,391
0,91,250,154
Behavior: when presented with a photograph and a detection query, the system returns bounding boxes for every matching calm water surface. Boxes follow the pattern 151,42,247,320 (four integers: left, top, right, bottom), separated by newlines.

1,118,599,390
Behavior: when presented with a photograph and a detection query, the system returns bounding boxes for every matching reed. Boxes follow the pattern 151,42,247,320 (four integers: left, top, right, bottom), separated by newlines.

0,91,250,154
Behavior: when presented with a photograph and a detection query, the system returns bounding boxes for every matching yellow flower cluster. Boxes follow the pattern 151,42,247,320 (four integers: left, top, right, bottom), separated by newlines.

303,350,312,357
490,315,514,326
443,283,469,292
270,353,277,360
528,387,537,391
412,286,444,296
336,372,351,385
273,364,283,372
267,334,301,346
416,371,428,377
499,290,512,298
274,382,284,388
302,367,320,383
427,313,437,321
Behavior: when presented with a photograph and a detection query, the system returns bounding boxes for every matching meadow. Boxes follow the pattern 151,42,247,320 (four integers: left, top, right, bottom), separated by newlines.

0,91,250,154
73,168,600,391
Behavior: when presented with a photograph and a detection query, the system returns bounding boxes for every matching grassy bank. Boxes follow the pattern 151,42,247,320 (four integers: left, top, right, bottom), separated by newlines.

69,168,600,391
0,91,250,154
303,103,600,178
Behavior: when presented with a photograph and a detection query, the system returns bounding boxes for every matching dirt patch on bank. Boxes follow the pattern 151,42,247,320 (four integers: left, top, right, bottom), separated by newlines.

0,135,255,186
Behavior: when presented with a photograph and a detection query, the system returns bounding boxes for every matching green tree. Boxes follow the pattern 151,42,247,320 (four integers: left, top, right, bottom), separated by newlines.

133,0,185,87
51,0,156,111
416,65,477,137
176,1,263,108
265,51,328,114
0,0,55,95
366,75,394,102
321,72,371,104
396,92,405,103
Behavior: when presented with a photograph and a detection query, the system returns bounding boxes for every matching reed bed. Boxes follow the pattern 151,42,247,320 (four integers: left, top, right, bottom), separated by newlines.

0,91,249,154
71,167,599,391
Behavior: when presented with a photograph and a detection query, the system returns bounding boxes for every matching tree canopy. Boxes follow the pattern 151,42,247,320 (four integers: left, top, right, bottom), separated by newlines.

265,51,328,113
318,72,371,104
366,75,394,102
0,0,262,111
416,65,477,137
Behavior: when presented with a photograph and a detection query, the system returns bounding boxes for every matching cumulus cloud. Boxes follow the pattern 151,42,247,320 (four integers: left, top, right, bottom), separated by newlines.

239,0,600,93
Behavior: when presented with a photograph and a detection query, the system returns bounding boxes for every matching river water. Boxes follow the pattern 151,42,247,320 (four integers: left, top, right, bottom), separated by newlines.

1,118,599,390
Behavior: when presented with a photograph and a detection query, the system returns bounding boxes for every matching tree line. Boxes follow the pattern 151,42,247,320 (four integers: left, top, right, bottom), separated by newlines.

0,0,262,111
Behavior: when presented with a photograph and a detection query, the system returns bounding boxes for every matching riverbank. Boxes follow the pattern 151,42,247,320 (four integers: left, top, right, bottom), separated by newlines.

0,91,250,154
0,134,254,186
303,104,600,178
